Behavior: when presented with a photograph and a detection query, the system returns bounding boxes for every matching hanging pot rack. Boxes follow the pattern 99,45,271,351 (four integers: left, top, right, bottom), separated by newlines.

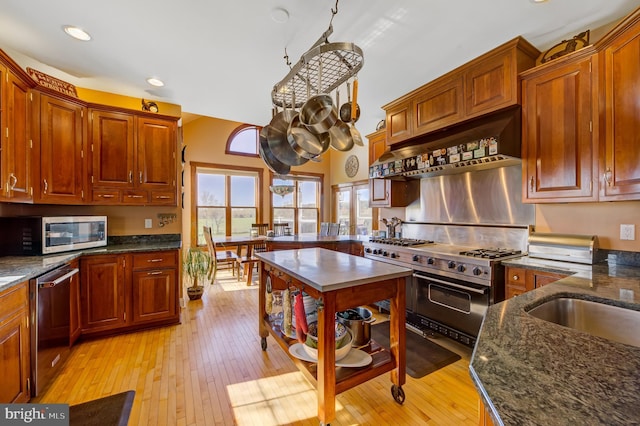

271,25,364,108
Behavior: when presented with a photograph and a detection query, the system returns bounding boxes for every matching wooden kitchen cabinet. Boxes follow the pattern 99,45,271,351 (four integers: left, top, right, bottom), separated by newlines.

131,251,179,324
33,92,86,204
370,178,418,208
89,108,177,205
599,9,640,201
521,49,598,203
505,266,568,299
80,250,180,337
383,37,539,147
0,59,33,203
367,129,387,165
0,281,31,403
366,129,419,208
80,254,127,334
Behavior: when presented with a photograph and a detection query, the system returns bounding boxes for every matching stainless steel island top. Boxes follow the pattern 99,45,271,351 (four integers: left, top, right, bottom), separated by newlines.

255,247,412,292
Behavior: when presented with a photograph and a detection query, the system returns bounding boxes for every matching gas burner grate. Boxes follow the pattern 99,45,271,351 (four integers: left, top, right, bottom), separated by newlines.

459,248,522,259
369,238,434,246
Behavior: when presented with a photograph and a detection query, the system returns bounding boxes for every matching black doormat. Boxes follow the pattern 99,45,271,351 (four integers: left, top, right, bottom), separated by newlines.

371,321,461,379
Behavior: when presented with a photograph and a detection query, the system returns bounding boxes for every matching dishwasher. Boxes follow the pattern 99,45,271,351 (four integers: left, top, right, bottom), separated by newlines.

30,263,79,396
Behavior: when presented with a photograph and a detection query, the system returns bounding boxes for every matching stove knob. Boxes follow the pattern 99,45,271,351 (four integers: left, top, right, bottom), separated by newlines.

473,267,483,276
448,261,456,269
427,257,435,265
365,247,372,254
383,251,389,257
390,252,397,259
372,249,379,255
412,255,420,262
457,264,466,273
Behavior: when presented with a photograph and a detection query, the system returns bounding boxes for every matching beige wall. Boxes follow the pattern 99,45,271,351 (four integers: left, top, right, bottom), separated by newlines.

535,201,640,251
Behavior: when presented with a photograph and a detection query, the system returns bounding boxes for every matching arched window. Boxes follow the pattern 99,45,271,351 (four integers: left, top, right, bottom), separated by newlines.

226,124,260,157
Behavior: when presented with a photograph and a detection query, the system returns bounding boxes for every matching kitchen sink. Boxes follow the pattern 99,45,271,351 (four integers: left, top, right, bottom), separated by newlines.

526,297,640,348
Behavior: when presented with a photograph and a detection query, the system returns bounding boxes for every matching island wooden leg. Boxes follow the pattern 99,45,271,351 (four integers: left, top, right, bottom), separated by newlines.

258,262,269,350
389,277,407,393
317,291,337,424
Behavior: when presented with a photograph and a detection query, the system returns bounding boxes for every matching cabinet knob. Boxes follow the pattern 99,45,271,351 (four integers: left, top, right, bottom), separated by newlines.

512,274,519,281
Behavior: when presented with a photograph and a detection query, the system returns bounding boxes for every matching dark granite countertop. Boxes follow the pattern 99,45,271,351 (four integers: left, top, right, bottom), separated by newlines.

470,257,640,425
0,238,181,292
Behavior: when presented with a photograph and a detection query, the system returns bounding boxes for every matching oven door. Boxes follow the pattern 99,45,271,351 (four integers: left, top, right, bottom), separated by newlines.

413,272,489,338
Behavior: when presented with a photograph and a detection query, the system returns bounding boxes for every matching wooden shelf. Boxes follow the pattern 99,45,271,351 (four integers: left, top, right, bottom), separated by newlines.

262,318,396,394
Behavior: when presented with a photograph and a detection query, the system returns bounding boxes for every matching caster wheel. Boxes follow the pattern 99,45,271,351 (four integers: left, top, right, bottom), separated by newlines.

391,384,405,404
261,337,267,351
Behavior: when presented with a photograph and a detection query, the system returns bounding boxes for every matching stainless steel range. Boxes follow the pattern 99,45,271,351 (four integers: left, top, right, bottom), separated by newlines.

364,164,534,347
364,238,524,346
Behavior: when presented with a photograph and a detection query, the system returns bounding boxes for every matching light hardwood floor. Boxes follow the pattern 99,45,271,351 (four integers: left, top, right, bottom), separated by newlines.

37,270,481,425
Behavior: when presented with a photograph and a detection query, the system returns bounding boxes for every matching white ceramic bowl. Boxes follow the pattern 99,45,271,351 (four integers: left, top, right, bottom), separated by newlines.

303,328,352,361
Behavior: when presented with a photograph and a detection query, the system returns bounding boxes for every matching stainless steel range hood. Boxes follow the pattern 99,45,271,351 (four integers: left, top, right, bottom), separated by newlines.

369,106,521,179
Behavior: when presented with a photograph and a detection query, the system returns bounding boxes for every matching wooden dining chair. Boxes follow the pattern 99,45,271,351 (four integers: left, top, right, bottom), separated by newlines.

251,223,269,253
236,243,260,285
203,226,238,281
273,223,288,236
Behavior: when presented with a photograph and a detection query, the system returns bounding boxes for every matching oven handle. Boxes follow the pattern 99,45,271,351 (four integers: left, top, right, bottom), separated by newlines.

412,273,488,295
38,268,79,288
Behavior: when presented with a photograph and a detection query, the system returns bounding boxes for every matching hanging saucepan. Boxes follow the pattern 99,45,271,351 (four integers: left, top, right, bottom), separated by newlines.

328,89,354,152
299,58,338,135
287,90,330,160
259,126,291,175
339,81,361,123
267,103,308,166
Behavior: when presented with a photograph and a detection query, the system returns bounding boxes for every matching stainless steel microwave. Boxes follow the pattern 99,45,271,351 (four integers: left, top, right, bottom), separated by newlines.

0,216,107,255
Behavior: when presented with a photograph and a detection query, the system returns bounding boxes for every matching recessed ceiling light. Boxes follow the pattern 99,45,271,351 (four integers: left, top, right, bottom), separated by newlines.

271,7,289,24
146,77,165,87
62,25,91,41
530,0,549,3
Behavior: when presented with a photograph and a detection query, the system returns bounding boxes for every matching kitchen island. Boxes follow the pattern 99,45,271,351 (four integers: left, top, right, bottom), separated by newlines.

471,258,640,425
255,248,412,425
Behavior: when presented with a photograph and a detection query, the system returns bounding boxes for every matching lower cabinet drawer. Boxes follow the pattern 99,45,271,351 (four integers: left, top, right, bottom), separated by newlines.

132,251,177,270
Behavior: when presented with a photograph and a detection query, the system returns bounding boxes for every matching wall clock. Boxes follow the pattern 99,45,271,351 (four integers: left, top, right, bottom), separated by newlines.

345,155,359,178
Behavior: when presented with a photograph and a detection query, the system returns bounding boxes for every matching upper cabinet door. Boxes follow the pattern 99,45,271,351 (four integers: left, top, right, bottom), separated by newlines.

413,75,464,137
5,71,32,202
136,116,176,190
521,54,597,202
464,50,514,117
90,109,135,188
385,101,412,146
36,93,85,204
601,16,640,201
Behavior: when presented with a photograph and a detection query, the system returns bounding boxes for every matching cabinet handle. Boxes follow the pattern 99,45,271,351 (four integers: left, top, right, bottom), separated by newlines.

129,170,133,183
512,275,519,281
147,259,163,263
127,195,144,198
147,271,163,275
529,176,534,192
139,171,143,184
604,168,612,187
9,173,17,190
99,194,115,198
156,195,171,199
43,179,48,194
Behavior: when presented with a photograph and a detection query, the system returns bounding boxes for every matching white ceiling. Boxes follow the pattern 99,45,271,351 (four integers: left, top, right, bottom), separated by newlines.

0,0,637,136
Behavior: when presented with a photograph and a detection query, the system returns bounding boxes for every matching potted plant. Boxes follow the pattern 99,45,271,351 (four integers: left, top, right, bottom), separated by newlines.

183,247,211,300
